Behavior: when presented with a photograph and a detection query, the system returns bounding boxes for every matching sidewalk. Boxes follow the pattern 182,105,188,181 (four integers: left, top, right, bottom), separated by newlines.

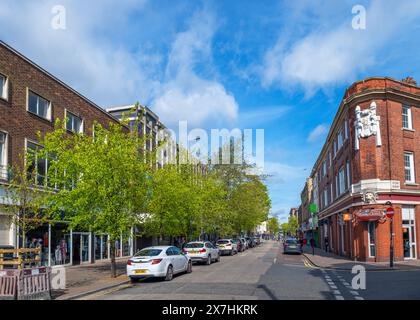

302,246,420,271
52,258,129,300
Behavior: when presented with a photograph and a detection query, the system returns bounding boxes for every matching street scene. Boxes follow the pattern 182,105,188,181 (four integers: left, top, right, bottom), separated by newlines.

1,0,420,308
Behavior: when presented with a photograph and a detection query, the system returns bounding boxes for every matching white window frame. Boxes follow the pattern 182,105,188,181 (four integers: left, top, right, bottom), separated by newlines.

402,105,413,130
346,160,351,190
0,131,8,179
0,73,9,101
339,166,345,195
404,152,416,183
330,183,333,203
344,119,348,140
367,221,376,258
27,89,52,121
65,109,84,134
25,139,51,187
324,188,328,207
337,129,343,150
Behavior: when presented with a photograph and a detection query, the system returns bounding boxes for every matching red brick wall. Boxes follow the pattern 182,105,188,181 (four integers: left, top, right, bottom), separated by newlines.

0,43,125,170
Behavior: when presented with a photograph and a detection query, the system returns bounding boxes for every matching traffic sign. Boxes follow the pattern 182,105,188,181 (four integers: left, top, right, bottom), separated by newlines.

386,207,395,218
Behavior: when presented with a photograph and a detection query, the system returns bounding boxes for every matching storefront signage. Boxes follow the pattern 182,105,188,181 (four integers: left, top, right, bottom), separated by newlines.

354,209,385,221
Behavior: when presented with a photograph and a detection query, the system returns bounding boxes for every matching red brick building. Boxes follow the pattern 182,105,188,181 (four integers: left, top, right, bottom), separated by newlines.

311,77,420,262
0,41,131,265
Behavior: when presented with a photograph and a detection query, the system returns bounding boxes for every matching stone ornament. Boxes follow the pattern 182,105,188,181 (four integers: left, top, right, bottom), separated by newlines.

362,191,377,204
354,101,382,150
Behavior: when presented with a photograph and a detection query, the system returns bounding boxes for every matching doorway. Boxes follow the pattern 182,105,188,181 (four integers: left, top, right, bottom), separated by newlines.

72,232,90,264
402,206,417,259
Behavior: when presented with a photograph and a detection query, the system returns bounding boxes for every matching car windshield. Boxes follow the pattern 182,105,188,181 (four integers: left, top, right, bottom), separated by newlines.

286,240,298,245
217,240,230,244
185,243,204,248
135,249,162,257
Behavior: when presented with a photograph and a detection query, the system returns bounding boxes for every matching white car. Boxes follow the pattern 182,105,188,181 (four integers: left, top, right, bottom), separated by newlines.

216,239,238,255
182,241,220,265
127,246,192,283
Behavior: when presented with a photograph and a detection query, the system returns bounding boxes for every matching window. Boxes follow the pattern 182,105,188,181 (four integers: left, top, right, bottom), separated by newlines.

402,105,413,130
346,160,351,190
323,160,327,177
324,188,328,208
0,131,7,179
335,174,339,199
404,152,415,183
337,129,343,150
339,167,345,195
66,111,83,133
368,222,376,258
0,73,8,100
28,90,51,120
26,141,52,186
344,120,348,140
330,183,333,203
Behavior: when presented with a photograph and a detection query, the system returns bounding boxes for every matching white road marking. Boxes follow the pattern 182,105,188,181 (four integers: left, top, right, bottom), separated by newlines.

355,296,365,300
335,295,344,300
350,290,359,296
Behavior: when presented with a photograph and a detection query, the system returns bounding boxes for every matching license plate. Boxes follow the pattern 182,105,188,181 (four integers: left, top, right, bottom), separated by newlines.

134,269,147,274
189,251,198,254
219,245,225,248
289,245,296,249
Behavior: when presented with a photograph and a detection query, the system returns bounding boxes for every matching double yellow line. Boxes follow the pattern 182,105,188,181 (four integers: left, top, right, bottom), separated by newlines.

303,256,319,269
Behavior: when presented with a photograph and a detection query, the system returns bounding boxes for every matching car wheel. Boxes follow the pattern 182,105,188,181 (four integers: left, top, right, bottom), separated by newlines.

186,261,192,273
206,255,211,265
230,250,234,256
164,265,174,281
130,277,139,284
216,254,220,262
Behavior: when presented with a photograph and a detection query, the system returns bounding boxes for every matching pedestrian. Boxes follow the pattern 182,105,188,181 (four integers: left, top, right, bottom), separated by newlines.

324,237,329,253
310,238,315,256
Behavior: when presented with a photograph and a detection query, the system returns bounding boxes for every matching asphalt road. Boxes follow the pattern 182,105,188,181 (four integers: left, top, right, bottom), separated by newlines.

83,240,420,300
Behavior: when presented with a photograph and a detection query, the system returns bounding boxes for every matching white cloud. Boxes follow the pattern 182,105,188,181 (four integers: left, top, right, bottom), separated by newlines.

153,9,239,128
307,124,328,143
261,1,420,95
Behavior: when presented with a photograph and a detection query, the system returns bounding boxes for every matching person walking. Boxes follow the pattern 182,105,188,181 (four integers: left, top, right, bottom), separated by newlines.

324,237,329,253
310,238,315,256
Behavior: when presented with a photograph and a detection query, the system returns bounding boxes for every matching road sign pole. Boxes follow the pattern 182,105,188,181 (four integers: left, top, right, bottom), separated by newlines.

390,217,394,268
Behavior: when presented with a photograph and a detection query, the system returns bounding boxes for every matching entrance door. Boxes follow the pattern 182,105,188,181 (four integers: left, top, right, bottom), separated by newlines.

72,233,90,264
402,207,417,259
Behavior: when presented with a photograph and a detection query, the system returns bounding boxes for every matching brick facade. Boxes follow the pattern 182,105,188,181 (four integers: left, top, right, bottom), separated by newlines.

0,41,126,248
310,77,420,262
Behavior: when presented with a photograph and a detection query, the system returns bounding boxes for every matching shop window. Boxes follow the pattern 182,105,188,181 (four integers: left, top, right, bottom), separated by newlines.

368,222,376,258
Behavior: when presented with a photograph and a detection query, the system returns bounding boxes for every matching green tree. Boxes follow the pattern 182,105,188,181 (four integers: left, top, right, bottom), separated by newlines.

287,215,299,237
267,217,280,236
2,156,48,248
38,119,150,277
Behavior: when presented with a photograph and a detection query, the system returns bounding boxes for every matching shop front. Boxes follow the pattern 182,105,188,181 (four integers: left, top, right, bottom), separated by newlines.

18,223,133,266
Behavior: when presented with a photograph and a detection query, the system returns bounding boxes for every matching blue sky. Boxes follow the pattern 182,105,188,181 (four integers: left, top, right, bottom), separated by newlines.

1,0,420,222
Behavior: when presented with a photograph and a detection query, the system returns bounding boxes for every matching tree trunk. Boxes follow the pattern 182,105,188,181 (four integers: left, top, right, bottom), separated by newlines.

110,242,117,278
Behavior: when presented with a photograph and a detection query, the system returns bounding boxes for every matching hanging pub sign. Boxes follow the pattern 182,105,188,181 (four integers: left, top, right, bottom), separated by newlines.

354,208,385,221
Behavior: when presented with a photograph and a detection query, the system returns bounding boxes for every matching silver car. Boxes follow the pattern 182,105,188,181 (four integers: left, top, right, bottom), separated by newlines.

283,239,303,254
216,239,238,255
183,241,220,265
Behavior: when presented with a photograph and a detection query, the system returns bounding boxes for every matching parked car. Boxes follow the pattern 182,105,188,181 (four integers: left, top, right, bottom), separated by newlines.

283,239,303,254
127,246,192,283
182,241,220,265
253,236,261,245
245,237,255,248
240,238,248,250
232,238,244,252
216,239,238,255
